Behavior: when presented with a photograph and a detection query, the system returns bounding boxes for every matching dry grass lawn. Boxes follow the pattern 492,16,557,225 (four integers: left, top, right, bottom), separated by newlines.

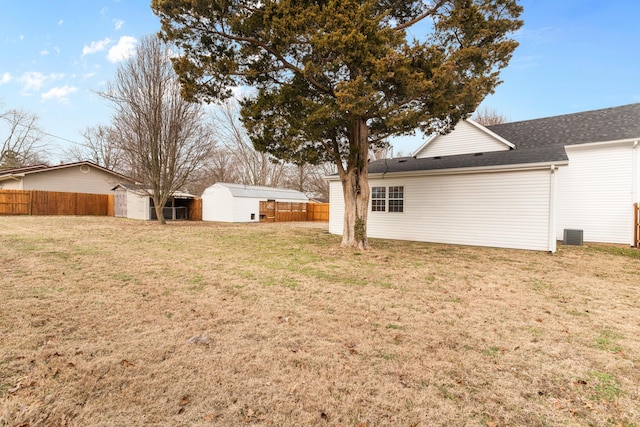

1,216,639,426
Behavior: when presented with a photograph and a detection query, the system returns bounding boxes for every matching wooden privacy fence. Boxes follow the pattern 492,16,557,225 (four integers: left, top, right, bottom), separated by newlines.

259,201,329,222
307,203,329,222
635,202,639,248
0,190,113,216
188,198,203,221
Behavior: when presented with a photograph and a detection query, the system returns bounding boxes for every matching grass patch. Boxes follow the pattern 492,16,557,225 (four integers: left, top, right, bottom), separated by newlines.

594,330,623,353
587,245,640,259
0,217,639,426
589,371,623,402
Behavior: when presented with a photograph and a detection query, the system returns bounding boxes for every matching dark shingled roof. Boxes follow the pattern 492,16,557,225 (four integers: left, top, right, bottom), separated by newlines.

368,103,640,175
487,103,640,148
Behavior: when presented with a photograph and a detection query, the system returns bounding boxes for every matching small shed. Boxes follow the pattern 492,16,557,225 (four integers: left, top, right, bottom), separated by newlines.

112,183,199,220
202,182,308,222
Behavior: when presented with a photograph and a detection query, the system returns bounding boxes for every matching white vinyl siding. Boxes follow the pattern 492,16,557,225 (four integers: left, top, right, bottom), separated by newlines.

0,180,22,190
415,121,511,158
556,143,634,244
330,169,553,251
329,181,345,235
20,165,121,194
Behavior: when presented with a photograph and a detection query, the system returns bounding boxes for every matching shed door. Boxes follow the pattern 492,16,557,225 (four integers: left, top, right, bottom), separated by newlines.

260,200,276,222
114,190,127,217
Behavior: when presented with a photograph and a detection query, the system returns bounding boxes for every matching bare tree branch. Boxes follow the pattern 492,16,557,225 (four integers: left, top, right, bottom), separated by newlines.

0,108,49,169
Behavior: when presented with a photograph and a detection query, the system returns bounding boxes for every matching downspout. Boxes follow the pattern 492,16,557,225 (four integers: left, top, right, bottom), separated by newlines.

632,141,638,202
632,141,638,246
548,165,557,253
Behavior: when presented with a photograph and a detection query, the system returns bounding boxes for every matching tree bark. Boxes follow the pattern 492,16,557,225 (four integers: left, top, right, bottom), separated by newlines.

153,195,167,224
341,118,370,249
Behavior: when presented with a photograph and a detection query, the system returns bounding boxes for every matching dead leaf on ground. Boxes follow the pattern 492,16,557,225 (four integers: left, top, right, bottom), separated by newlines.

180,395,189,406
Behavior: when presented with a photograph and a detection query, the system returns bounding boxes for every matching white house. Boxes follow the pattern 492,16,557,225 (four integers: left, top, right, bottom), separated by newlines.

0,161,135,194
328,103,640,251
112,183,198,220
202,182,308,222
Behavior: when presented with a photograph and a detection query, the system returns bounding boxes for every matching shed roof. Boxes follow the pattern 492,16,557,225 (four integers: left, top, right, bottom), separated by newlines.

214,182,308,201
112,183,197,199
368,103,640,177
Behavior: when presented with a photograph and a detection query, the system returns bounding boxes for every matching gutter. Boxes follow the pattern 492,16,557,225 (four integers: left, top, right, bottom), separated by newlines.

366,160,570,180
548,165,558,253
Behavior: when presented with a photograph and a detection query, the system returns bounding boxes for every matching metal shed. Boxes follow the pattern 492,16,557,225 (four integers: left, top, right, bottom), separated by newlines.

201,182,308,222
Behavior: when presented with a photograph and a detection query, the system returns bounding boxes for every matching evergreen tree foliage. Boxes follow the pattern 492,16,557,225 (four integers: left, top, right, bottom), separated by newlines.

152,0,523,247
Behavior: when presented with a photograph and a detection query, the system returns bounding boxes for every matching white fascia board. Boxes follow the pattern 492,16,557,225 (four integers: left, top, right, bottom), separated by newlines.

564,138,640,149
466,119,516,149
368,160,569,179
410,132,437,157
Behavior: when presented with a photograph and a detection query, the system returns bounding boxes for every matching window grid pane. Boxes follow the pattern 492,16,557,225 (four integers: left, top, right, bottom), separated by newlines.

388,200,404,212
388,186,404,212
371,186,386,212
372,187,386,199
389,186,404,199
372,200,386,212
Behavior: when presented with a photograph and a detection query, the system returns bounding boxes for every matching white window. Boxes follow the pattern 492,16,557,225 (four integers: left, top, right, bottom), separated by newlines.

371,186,404,213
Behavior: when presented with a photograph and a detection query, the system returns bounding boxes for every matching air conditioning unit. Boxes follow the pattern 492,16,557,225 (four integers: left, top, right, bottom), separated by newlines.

563,229,583,246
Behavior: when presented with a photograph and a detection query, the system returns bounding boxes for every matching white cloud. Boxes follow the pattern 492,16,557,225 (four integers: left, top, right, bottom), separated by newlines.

82,38,112,56
107,36,137,63
114,19,124,30
1,73,12,84
41,85,78,103
19,71,47,91
58,20,64,26
17,72,65,93
40,49,50,56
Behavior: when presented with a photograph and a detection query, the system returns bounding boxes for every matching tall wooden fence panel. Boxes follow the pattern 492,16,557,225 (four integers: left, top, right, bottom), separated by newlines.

0,190,31,215
0,190,112,216
188,198,202,221
307,203,329,222
258,201,329,222
635,202,639,248
274,202,308,222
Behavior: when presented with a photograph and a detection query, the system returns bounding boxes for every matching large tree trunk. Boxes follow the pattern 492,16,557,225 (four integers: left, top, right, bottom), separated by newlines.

153,195,167,224
341,119,370,249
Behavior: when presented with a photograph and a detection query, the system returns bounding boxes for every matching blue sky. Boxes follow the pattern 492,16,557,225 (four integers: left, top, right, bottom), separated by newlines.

1,0,640,161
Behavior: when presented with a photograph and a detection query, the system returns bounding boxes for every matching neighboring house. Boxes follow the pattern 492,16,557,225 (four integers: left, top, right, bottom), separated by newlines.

112,183,199,220
328,103,640,252
202,182,308,222
0,161,135,194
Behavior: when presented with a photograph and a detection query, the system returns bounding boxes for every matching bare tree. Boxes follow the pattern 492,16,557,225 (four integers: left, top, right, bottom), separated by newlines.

1,108,48,169
186,146,241,196
472,107,509,127
282,162,332,200
65,124,127,173
99,35,214,224
213,101,286,188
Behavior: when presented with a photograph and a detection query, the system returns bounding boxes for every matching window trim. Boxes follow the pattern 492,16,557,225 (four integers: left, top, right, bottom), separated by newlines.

370,185,404,213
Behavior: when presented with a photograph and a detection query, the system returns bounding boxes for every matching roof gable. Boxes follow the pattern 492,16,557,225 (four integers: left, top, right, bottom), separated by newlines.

370,103,640,177
413,119,514,158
